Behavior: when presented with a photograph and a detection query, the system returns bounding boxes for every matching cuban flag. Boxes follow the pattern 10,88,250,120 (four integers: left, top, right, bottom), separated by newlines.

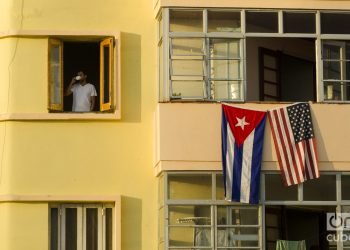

221,104,267,204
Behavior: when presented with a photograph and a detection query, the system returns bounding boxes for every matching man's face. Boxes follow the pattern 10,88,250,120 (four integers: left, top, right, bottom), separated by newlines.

77,71,86,81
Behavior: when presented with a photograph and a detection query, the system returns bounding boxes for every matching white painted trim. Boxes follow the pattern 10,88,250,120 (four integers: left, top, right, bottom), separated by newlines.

0,30,120,39
155,0,350,10
0,112,121,121
0,194,120,202
154,160,350,175
77,206,83,250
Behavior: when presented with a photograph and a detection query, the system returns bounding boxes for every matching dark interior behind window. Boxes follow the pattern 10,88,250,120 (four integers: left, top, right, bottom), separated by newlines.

63,42,100,111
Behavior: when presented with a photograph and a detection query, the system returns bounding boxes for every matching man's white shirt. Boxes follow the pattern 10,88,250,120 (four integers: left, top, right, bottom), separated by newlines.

71,83,97,112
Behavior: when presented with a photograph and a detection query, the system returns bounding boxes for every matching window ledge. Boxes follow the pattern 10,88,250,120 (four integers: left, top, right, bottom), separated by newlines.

0,111,121,121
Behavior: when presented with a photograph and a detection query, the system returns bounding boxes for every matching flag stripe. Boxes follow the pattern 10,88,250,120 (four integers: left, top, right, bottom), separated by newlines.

232,138,243,202
249,115,266,203
304,140,314,179
280,109,304,184
225,123,235,201
240,130,254,203
268,113,290,186
268,103,319,186
295,142,306,181
272,109,295,185
311,138,320,178
305,139,319,180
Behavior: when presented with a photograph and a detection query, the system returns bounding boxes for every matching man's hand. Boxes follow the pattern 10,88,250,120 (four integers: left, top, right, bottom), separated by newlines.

65,77,77,96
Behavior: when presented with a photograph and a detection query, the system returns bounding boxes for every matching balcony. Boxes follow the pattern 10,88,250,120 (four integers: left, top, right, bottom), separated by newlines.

155,102,350,175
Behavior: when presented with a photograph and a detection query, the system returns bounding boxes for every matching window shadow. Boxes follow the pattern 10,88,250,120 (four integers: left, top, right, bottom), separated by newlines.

121,196,142,249
120,32,141,122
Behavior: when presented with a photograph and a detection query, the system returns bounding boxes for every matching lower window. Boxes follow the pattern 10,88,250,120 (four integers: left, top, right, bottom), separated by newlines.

168,205,260,249
50,203,114,250
160,172,350,249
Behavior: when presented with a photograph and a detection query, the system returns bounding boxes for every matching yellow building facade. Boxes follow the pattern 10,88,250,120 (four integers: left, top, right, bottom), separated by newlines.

2,0,350,250
0,0,157,249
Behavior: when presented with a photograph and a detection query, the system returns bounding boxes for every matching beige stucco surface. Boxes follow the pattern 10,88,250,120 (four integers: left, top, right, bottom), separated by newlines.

156,103,350,173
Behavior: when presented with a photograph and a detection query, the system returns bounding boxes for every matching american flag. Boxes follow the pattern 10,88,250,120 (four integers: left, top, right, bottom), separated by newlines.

268,103,319,186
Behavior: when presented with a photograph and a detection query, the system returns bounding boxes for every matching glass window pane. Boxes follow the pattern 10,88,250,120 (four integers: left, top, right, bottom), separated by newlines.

208,11,241,33
321,13,350,34
265,174,298,201
105,208,113,250
346,43,350,59
169,227,211,247
171,80,206,98
171,38,204,56
65,208,77,250
346,62,350,80
159,174,164,207
303,175,336,201
210,60,240,79
217,206,259,225
159,41,164,101
50,208,59,250
209,39,240,59
103,45,110,104
246,11,278,33
169,205,211,225
168,175,212,200
283,12,316,33
217,227,259,247
323,43,341,60
342,176,350,200
159,207,164,243
323,61,341,80
337,206,350,246
216,174,225,200
170,10,203,32
171,60,204,76
86,208,98,250
324,82,343,101
211,81,242,100
50,45,61,105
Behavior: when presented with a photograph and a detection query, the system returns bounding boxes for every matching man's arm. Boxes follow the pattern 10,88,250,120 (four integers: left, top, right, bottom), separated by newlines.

90,96,96,111
65,78,76,96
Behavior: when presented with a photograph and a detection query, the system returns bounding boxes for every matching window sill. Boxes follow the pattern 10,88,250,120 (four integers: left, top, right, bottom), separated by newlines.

0,111,121,121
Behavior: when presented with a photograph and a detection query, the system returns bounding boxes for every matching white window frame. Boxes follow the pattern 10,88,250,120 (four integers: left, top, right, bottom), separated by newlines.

48,36,118,113
50,203,115,250
160,172,262,250
159,8,350,103
160,171,350,250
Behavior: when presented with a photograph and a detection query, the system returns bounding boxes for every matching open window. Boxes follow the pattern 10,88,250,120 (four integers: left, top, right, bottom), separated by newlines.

48,37,116,113
246,37,316,102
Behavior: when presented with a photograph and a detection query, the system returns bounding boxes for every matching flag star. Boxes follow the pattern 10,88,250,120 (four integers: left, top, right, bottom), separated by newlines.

235,116,250,130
